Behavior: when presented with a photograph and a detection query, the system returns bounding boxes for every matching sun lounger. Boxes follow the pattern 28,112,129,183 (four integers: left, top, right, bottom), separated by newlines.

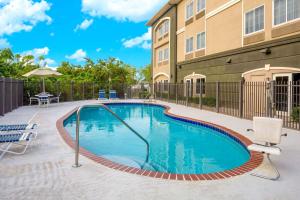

98,90,107,100
109,90,118,99
0,132,37,159
0,123,37,132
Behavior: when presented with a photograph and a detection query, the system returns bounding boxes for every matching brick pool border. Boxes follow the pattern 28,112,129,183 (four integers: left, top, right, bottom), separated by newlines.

56,102,263,181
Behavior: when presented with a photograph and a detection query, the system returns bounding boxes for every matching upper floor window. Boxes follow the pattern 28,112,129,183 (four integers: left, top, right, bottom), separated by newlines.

245,5,264,35
158,50,163,62
274,0,300,26
186,1,194,20
158,20,169,37
197,0,205,13
197,32,206,49
186,37,194,53
164,48,169,61
158,47,169,62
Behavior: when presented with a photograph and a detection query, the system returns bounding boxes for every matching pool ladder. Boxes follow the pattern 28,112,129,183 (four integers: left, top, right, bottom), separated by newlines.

73,104,150,169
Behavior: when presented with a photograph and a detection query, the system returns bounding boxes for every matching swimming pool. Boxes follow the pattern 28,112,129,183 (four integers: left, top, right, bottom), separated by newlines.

61,103,260,177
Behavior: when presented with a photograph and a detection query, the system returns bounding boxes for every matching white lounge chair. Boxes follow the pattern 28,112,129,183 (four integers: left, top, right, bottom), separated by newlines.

0,123,37,132
0,132,37,159
27,92,39,105
247,117,287,180
50,92,61,103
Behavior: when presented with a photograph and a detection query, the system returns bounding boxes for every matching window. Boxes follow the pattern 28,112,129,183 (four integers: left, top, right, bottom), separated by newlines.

158,50,163,62
197,32,206,49
158,21,169,37
245,6,264,35
274,0,300,26
186,37,194,53
197,0,205,12
164,21,169,34
158,48,169,63
196,78,205,94
186,1,194,20
164,48,169,61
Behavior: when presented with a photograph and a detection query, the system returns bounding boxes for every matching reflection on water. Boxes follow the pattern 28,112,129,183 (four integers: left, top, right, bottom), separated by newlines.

64,104,250,174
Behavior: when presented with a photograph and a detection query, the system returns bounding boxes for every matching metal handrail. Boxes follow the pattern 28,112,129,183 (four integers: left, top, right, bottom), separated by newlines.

73,104,150,169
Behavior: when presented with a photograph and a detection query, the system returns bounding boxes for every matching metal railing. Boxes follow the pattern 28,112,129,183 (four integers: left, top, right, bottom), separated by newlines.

153,81,300,130
73,104,150,168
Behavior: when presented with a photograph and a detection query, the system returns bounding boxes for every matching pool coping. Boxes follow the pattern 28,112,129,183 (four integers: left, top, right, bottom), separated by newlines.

56,102,263,181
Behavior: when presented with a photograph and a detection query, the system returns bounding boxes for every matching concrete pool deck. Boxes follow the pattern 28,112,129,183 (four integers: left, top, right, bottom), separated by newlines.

0,100,299,200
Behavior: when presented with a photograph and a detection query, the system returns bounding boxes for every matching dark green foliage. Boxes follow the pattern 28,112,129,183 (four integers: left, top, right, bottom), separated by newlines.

291,107,300,122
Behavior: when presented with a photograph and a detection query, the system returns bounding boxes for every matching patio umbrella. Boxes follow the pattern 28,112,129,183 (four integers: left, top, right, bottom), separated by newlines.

23,68,62,93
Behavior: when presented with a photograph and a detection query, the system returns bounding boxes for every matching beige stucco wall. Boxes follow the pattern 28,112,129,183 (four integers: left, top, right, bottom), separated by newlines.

206,0,230,13
206,2,243,55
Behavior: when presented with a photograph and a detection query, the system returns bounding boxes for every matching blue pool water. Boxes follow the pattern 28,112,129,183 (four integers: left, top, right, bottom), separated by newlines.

64,104,250,174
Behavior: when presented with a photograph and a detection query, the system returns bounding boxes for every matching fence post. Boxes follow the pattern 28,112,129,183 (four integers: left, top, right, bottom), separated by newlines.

199,81,202,109
168,83,170,102
175,84,178,104
92,82,95,99
186,82,188,106
70,81,74,101
82,82,85,100
216,81,220,113
239,81,244,118
0,77,4,116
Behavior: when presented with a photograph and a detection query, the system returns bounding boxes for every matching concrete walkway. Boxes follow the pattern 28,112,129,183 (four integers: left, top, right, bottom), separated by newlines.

0,100,299,200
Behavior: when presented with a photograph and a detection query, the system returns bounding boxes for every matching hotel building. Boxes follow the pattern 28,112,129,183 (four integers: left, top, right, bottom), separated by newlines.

147,0,300,85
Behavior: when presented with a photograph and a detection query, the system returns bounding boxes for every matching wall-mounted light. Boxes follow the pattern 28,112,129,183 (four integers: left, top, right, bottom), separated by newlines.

178,65,182,69
226,58,232,64
260,48,271,55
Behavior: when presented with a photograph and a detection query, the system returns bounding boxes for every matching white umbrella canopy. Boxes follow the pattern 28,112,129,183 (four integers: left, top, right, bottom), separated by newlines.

23,68,62,93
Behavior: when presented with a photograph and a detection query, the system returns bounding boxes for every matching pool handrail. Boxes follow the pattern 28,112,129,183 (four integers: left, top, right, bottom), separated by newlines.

73,104,150,169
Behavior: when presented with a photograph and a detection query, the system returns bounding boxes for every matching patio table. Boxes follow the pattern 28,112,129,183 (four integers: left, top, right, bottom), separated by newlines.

35,93,53,107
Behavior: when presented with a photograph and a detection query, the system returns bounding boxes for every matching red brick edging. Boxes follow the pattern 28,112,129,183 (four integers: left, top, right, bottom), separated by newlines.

56,102,263,181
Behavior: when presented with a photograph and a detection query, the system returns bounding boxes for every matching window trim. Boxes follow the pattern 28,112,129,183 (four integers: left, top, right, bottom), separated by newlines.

244,4,265,37
272,0,300,27
185,36,194,54
196,0,206,14
196,31,206,50
185,0,194,21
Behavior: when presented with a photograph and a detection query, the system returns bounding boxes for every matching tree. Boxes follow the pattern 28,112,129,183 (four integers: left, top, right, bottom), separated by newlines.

140,64,151,83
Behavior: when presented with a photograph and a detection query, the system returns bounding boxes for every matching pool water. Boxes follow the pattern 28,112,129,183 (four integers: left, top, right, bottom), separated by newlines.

64,104,250,174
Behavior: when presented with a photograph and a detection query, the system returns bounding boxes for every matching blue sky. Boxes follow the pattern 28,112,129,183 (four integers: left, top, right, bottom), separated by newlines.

0,0,168,68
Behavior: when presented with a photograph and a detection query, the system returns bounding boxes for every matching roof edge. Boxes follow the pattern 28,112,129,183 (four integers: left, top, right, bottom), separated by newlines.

146,0,180,26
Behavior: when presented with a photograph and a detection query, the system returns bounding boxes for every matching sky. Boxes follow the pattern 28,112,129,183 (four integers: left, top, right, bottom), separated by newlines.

0,0,168,68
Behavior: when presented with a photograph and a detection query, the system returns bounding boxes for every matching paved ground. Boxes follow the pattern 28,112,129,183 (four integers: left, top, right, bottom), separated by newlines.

0,100,299,200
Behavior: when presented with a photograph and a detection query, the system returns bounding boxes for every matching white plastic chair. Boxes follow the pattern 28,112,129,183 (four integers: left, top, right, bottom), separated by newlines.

247,117,287,180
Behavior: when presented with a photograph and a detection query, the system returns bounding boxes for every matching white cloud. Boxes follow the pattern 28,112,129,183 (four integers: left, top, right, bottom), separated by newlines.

122,28,151,49
74,19,94,32
0,38,11,48
20,46,56,67
96,48,101,52
81,0,168,22
50,32,55,36
66,49,87,62
0,0,52,36
22,47,50,57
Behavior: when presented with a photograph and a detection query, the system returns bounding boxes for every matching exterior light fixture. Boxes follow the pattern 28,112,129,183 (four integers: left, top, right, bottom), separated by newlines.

260,48,271,55
226,58,232,64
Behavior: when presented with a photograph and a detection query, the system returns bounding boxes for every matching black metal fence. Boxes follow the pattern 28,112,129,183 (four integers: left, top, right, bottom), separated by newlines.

0,77,24,116
153,81,300,130
23,80,141,104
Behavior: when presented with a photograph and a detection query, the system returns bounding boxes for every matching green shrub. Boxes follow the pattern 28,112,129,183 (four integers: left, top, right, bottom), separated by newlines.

291,107,300,122
202,97,216,107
